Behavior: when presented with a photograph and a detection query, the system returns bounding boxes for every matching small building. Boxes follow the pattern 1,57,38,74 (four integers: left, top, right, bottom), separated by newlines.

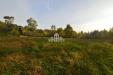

48,33,64,42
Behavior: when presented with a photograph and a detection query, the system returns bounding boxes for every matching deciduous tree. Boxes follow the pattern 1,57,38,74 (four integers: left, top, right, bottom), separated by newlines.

27,18,38,31
64,24,74,38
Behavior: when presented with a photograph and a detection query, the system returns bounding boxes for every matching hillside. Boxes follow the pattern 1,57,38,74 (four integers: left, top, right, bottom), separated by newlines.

0,37,113,75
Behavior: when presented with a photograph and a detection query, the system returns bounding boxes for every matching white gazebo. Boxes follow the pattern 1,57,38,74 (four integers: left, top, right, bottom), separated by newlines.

48,33,64,42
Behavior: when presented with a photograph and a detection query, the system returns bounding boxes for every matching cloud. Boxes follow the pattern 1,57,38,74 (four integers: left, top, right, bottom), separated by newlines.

0,0,36,26
76,7,113,32
0,0,113,32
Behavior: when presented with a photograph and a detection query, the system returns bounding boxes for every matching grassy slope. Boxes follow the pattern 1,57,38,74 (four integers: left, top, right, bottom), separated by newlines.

0,37,113,75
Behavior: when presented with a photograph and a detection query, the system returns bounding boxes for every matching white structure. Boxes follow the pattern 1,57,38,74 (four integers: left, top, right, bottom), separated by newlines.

48,33,64,42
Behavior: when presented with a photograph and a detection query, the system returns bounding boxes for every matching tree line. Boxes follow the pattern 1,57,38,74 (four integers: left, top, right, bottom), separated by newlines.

0,16,113,39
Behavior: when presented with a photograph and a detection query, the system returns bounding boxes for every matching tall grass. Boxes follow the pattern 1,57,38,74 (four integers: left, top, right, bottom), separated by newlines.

0,37,113,75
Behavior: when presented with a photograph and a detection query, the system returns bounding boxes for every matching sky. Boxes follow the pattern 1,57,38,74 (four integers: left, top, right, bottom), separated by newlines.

0,0,113,32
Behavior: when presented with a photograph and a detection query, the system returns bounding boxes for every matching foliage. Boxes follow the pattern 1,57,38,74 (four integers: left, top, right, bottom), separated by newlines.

1,17,113,39
3,16,14,24
0,21,21,36
64,24,74,38
27,18,38,31
57,28,64,36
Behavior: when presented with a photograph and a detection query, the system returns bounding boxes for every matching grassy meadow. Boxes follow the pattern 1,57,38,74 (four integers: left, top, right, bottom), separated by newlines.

0,37,113,75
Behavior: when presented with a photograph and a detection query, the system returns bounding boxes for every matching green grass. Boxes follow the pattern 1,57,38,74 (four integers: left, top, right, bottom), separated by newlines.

0,37,113,75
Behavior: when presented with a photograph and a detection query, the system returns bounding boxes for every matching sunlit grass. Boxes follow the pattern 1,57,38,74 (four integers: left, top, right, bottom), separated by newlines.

0,37,113,75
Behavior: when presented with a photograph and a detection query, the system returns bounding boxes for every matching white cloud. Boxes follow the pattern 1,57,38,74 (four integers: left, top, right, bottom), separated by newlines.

76,7,113,32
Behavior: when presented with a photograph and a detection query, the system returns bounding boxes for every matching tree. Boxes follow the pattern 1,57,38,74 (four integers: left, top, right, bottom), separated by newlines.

3,16,14,24
89,30,100,39
44,29,51,37
10,24,20,35
51,25,56,31
18,26,23,35
0,21,7,35
108,28,113,39
64,24,74,38
27,18,38,31
57,28,64,36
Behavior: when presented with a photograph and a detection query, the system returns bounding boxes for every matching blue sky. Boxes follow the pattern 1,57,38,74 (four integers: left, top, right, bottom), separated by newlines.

0,0,113,32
